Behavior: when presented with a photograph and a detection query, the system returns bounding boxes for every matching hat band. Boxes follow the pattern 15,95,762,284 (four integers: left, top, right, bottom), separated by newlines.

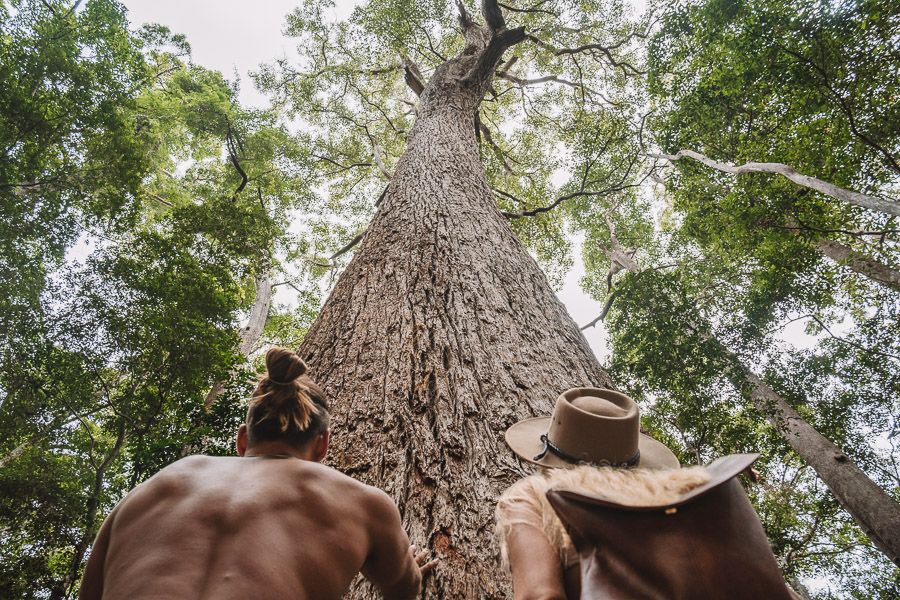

533,433,641,468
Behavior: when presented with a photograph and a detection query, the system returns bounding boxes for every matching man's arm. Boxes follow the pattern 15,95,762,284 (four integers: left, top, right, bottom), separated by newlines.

359,488,423,599
78,503,120,600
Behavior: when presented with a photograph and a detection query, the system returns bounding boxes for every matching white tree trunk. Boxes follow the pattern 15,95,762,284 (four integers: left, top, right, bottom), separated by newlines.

603,230,900,566
815,238,900,292
203,273,273,410
655,149,900,217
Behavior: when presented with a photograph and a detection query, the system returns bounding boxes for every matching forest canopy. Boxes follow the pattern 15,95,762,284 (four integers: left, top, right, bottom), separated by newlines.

0,0,897,598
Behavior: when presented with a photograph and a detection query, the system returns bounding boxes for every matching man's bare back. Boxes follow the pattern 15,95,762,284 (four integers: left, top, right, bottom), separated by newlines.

80,348,432,599
80,454,421,600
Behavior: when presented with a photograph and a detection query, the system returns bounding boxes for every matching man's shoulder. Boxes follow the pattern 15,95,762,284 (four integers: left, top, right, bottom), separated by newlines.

147,454,230,480
297,462,398,514
302,461,385,497
125,456,216,493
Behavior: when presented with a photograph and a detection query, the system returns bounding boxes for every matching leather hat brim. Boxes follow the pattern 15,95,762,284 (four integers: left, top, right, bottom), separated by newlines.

504,416,680,470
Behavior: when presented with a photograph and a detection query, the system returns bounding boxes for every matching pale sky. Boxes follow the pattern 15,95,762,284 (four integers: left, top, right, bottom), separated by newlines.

120,0,613,362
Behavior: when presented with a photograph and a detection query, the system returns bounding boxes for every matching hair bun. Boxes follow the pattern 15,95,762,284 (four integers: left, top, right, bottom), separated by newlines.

265,347,307,385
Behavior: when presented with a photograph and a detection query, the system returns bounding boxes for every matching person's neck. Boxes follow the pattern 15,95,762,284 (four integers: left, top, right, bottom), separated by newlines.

244,442,315,461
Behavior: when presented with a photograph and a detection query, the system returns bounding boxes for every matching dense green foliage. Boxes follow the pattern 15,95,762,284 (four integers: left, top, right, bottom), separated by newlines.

0,0,897,597
646,0,898,328
253,0,652,284
583,0,900,595
0,2,325,597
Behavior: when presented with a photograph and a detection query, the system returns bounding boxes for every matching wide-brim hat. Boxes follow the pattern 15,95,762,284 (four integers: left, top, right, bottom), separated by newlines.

505,388,679,470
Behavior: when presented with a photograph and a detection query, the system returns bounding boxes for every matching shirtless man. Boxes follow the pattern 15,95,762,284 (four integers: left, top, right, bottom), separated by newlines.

79,347,435,600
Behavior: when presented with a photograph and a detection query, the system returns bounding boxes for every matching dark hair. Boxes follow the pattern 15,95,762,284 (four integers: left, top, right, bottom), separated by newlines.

245,347,329,447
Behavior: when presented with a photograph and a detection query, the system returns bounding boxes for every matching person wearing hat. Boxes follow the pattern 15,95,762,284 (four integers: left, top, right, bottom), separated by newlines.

496,387,805,600
495,387,710,599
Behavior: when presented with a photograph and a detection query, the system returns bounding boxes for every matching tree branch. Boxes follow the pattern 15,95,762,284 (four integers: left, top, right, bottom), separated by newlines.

503,154,644,218
654,149,900,218
403,59,425,96
479,120,516,174
375,185,389,207
495,70,616,104
581,290,619,329
807,314,900,361
498,1,557,17
0,403,110,469
502,184,634,218
226,129,249,195
456,0,475,31
766,216,899,243
603,211,640,273
482,0,506,32
372,143,393,180
527,35,646,76
777,45,900,175
150,194,173,207
330,230,366,261
311,153,373,176
465,26,527,86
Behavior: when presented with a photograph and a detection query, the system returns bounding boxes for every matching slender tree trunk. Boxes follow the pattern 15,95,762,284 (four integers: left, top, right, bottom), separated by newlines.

298,20,610,598
735,368,900,566
0,436,35,469
0,413,82,469
815,238,900,292
180,273,273,458
50,419,127,600
203,272,273,410
654,149,900,217
602,229,900,567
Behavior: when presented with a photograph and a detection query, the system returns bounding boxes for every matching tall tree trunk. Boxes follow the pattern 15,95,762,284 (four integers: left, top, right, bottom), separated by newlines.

180,273,273,458
297,17,610,598
815,237,900,292
735,368,900,566
203,272,273,410
602,228,900,567
50,419,127,600
654,149,900,217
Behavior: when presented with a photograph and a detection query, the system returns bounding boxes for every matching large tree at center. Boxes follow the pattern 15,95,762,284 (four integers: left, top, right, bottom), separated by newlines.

294,2,613,596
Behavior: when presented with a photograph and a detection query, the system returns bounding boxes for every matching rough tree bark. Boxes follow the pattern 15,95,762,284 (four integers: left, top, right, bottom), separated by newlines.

297,4,611,597
601,225,900,567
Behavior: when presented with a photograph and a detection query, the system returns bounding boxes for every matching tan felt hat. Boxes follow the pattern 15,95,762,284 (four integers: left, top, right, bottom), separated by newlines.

505,388,679,470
